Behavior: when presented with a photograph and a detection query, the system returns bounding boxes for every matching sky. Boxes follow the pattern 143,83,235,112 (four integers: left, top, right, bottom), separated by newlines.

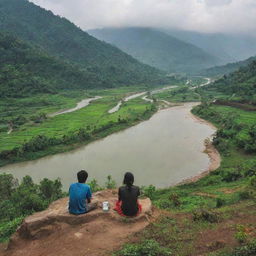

29,0,256,35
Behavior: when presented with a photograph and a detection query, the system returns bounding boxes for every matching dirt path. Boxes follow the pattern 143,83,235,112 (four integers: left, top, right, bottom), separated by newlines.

3,216,151,256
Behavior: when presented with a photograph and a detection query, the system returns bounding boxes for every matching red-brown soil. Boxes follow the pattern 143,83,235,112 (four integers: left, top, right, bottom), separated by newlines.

0,190,156,256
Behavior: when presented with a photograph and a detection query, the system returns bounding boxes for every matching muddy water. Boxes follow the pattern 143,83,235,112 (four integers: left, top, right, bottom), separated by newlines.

0,103,216,191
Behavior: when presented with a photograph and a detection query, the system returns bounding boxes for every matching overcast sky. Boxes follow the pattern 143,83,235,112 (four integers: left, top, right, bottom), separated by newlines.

29,0,256,34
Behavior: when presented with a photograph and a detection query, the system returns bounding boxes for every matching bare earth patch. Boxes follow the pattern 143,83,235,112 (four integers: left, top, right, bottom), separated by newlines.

1,190,155,256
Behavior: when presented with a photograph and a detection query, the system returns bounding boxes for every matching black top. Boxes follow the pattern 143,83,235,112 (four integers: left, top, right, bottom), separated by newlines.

118,185,140,216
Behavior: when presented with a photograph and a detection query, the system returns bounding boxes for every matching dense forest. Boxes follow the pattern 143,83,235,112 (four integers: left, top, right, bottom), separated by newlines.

0,0,167,88
89,27,220,74
0,32,107,97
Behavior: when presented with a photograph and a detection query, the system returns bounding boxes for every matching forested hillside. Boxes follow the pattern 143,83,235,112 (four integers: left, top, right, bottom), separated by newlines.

0,0,165,88
0,32,106,98
200,56,256,77
89,27,220,74
206,60,256,104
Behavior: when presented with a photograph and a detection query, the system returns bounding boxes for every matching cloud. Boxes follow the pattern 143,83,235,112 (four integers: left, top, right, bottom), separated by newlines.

204,0,232,7
29,0,256,34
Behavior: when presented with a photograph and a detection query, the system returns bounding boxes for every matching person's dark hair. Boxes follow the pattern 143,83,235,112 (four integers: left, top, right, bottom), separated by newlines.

123,172,134,191
77,170,88,183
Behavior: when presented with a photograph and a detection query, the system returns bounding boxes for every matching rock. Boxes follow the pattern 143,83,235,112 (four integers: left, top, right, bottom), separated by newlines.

12,190,152,242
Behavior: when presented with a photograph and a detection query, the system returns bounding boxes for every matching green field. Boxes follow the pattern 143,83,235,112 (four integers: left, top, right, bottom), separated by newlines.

0,86,147,148
154,86,201,102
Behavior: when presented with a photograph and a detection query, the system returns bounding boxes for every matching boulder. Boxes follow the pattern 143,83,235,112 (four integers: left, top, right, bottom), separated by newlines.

14,190,152,240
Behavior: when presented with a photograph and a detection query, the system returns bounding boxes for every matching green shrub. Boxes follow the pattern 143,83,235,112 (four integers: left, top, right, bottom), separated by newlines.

0,217,24,242
0,174,65,241
199,175,222,186
232,239,256,256
155,199,172,209
221,168,242,182
141,185,156,200
240,160,256,177
105,175,116,189
115,239,172,256
39,178,63,201
193,209,220,223
234,225,248,244
0,173,17,200
238,190,251,200
88,179,103,192
235,231,248,244
250,175,256,188
216,197,226,208
0,200,17,221
169,193,181,207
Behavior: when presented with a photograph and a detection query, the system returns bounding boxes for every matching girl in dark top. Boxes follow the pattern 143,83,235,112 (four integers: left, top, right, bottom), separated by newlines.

115,172,142,217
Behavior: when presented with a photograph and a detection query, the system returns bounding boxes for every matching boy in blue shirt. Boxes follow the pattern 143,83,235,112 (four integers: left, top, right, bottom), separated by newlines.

69,170,97,214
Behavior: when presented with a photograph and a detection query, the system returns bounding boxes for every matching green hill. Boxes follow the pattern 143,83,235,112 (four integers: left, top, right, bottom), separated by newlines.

208,60,256,103
0,32,107,98
0,0,164,88
200,56,256,77
88,27,221,74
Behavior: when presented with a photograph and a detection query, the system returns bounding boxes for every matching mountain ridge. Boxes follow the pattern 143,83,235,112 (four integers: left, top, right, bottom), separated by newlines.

200,56,256,77
0,0,166,89
88,27,221,74
162,29,256,64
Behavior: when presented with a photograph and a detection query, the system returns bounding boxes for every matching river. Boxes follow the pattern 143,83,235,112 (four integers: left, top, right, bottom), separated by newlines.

48,96,102,117
0,103,216,191
108,86,177,113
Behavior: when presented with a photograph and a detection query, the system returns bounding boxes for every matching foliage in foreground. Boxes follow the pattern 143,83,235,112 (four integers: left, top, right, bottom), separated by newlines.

0,173,63,242
114,239,172,256
192,103,256,153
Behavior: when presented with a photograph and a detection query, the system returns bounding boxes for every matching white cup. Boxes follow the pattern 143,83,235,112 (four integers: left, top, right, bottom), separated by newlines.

102,201,109,212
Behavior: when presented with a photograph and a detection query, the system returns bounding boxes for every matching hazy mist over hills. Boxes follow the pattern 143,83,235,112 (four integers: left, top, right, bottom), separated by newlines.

89,27,221,74
29,0,256,36
162,29,256,63
200,56,256,77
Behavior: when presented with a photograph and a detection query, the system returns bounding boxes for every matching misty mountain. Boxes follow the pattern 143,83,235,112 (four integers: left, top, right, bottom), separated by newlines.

163,29,256,64
0,0,165,89
200,56,256,77
88,27,221,74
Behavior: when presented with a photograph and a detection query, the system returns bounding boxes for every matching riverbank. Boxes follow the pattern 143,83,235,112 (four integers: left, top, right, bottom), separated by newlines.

175,105,221,185
178,138,221,185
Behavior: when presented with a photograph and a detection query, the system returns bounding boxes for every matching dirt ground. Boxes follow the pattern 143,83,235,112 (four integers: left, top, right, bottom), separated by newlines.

0,190,157,256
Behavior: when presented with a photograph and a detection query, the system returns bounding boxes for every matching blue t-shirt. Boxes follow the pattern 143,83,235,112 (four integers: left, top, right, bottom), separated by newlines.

68,183,92,214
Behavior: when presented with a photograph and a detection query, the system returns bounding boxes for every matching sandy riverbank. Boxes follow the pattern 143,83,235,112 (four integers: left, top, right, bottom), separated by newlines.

177,108,221,185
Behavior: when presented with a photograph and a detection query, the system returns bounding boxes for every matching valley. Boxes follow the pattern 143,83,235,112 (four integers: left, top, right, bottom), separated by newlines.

0,0,256,255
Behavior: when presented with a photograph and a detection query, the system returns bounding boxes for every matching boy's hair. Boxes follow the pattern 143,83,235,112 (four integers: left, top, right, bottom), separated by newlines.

77,170,88,183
